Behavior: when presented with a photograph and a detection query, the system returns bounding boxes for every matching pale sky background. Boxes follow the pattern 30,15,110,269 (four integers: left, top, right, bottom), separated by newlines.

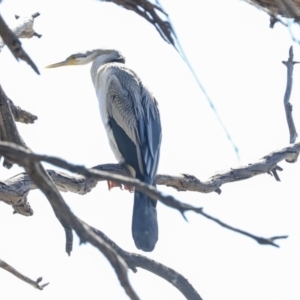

0,1,299,299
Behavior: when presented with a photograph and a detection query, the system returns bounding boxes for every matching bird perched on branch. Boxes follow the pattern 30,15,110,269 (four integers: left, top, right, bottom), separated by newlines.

46,49,162,252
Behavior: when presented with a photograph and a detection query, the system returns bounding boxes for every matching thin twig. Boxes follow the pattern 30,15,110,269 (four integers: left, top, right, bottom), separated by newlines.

0,259,49,290
282,46,298,143
199,209,288,247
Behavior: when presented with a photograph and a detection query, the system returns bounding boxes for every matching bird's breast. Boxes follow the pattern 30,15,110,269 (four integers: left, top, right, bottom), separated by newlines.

95,69,110,126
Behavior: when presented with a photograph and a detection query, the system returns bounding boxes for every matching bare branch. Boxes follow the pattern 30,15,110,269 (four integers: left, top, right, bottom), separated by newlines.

0,85,28,168
12,200,33,216
282,46,298,143
0,142,300,206
88,223,203,300
0,13,40,74
246,0,300,17
0,143,139,300
100,0,177,49
0,143,184,208
0,142,289,247
199,209,288,248
94,143,300,193
8,98,38,124
11,13,41,39
275,0,300,18
0,259,49,290
53,212,73,256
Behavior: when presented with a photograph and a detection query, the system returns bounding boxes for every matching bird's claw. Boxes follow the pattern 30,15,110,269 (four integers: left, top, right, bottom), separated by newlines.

107,180,135,193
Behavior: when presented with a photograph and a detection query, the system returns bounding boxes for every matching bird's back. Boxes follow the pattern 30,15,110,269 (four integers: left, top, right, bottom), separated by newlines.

95,63,161,178
93,60,161,252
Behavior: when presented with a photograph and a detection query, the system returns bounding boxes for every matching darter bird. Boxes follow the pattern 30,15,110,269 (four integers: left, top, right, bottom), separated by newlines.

46,49,162,252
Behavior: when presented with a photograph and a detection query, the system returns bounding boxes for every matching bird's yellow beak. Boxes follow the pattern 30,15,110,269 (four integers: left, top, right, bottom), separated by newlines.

45,60,74,68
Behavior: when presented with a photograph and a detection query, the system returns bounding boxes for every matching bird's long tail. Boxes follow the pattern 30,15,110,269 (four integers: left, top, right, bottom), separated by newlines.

132,186,158,252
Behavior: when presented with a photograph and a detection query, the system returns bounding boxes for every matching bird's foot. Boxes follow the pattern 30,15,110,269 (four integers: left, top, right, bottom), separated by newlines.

107,180,134,193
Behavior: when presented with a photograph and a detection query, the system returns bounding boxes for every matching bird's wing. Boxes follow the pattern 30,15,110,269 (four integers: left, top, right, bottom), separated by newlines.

105,66,161,181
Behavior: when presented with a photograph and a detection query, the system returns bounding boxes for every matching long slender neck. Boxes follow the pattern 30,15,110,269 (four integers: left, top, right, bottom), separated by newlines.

90,50,125,87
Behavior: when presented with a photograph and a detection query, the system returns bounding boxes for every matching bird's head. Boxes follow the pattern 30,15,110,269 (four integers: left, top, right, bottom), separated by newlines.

46,49,125,69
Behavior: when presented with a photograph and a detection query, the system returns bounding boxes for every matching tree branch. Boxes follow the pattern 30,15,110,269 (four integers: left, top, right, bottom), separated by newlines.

0,85,28,169
0,13,40,74
8,98,38,124
100,0,177,49
246,0,300,17
0,141,290,247
0,258,49,290
274,0,300,18
0,140,211,298
1,142,299,199
88,222,203,300
199,209,288,247
0,142,139,299
282,46,298,143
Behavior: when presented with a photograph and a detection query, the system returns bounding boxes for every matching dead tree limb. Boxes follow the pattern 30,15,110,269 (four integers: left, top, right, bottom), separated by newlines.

245,0,300,27
88,223,203,300
0,13,40,74
29,164,139,299
0,259,49,290
199,209,288,247
274,0,300,18
100,0,177,49
0,142,139,300
0,85,28,168
246,0,300,17
24,142,300,194
0,15,39,125
282,46,298,143
8,98,38,124
0,141,290,247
